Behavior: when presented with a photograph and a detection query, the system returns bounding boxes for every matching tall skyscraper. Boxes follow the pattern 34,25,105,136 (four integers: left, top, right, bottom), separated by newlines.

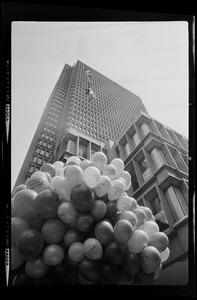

13,60,147,189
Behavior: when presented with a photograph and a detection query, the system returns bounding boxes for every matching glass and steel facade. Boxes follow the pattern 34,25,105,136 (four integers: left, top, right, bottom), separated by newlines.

13,60,147,189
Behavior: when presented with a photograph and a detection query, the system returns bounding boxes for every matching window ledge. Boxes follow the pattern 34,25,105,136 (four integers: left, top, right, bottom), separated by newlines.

173,215,188,230
124,141,144,165
175,168,188,179
154,163,176,176
131,174,156,198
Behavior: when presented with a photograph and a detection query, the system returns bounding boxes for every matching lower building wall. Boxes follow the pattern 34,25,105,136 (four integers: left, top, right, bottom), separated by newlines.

152,259,188,285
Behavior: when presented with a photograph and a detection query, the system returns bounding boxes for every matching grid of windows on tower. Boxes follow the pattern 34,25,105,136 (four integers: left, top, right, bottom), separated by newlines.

26,67,73,177
65,61,147,142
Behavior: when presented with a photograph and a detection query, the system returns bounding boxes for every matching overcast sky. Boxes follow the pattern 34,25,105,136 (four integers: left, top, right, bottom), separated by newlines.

11,21,189,189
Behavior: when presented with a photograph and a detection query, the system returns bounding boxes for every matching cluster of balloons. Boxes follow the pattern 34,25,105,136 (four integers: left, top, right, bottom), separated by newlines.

11,152,170,285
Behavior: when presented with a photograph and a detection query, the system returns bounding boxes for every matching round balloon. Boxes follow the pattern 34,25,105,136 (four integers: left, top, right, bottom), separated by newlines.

40,163,56,178
105,201,118,220
34,189,60,219
141,221,159,238
117,195,137,212
128,230,149,253
28,214,45,232
62,165,70,177
140,246,161,274
50,176,71,202
108,179,125,201
43,244,65,266
83,238,103,260
102,164,117,181
53,161,64,176
26,174,49,194
132,208,146,228
76,213,94,233
105,241,125,265
64,228,79,247
68,242,85,262
78,257,101,283
138,206,153,222
91,151,107,172
119,170,131,187
57,202,77,225
65,165,84,187
114,220,133,245
11,244,25,270
43,172,52,183
67,156,81,165
16,229,44,258
90,200,107,222
13,184,26,196
118,211,138,230
41,219,65,244
80,159,93,171
83,166,101,188
124,180,132,191
160,247,170,262
94,220,114,246
148,232,169,252
13,189,38,225
70,182,94,213
110,158,124,177
11,217,29,244
25,256,49,279
94,175,112,197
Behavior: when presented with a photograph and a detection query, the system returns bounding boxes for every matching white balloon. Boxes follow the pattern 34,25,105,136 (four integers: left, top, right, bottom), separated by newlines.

141,221,160,238
62,165,70,177
31,171,47,179
53,161,64,176
119,170,131,186
160,247,170,262
119,211,138,230
102,164,117,181
107,179,125,201
124,180,132,191
91,152,107,172
67,156,81,165
148,232,169,253
118,177,126,186
50,176,71,202
110,158,124,177
132,208,146,228
138,206,153,222
94,175,112,197
83,166,101,188
80,159,93,171
65,165,84,187
13,184,26,195
128,230,149,253
83,238,103,260
26,175,49,194
117,195,137,212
